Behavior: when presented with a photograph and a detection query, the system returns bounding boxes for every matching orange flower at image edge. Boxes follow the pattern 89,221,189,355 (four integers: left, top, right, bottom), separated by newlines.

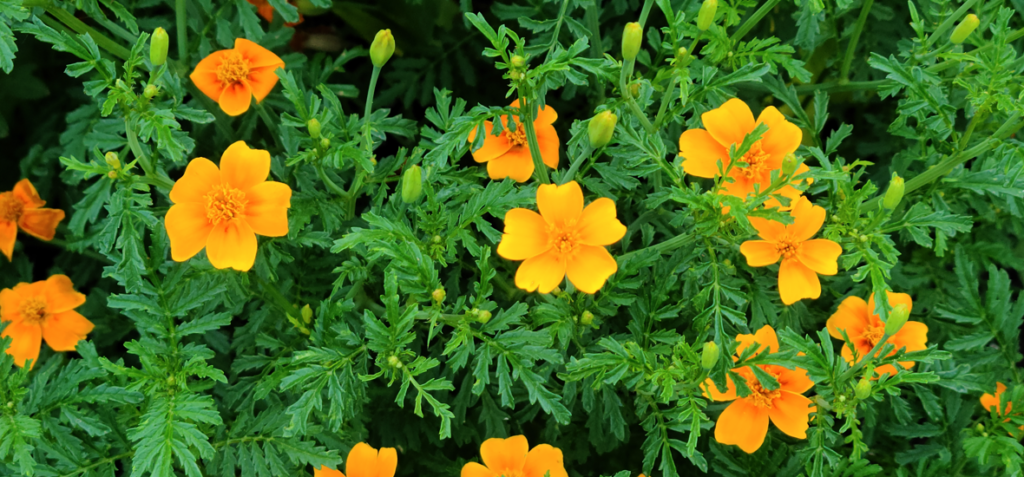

826,292,928,377
702,325,814,453
1,275,93,368
739,197,842,305
467,99,559,182
314,442,396,477
461,435,568,477
165,141,292,271
190,38,285,116
980,382,1024,434
0,179,65,261
247,0,304,26
497,181,626,294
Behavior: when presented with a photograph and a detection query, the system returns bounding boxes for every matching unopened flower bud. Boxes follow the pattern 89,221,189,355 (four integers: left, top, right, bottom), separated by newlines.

432,288,446,303
588,111,618,149
950,14,980,44
698,0,718,31
104,151,121,169
307,118,321,139
781,153,798,176
150,27,169,66
701,342,719,370
580,310,595,326
883,173,905,210
510,55,525,68
370,29,395,68
167,376,176,385
5,401,12,408
320,137,331,149
859,235,869,242
143,84,159,99
301,304,313,324
884,303,910,336
432,235,442,243
401,165,423,203
107,171,118,179
477,310,492,324
855,377,872,399
976,423,985,433
388,355,402,368
621,22,642,61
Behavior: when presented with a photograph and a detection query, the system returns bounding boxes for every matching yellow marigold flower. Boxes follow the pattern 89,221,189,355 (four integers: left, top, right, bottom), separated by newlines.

826,291,929,377
702,325,814,453
497,181,626,294
0,179,65,261
679,98,808,211
165,141,292,272
0,275,93,368
461,435,568,477
467,99,559,182
739,197,842,305
190,38,285,116
314,442,397,477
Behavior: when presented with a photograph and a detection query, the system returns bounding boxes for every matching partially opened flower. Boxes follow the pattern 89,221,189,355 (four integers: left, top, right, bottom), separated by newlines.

497,181,626,294
461,435,568,477
247,0,304,26
0,179,65,261
190,38,285,116
739,197,842,305
0,275,93,368
314,442,397,477
702,325,814,453
165,141,292,271
467,99,559,182
679,98,809,210
981,382,1024,434
826,292,928,377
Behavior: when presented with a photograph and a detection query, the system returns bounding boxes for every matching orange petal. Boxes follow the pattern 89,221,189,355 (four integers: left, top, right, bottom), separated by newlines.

537,181,583,227
577,198,626,246
345,442,379,477
313,466,345,477
461,462,497,477
679,129,729,178
43,275,85,313
721,173,757,201
755,106,802,159
522,444,568,477
535,123,560,169
221,141,271,192
748,217,786,242
41,310,93,352
875,363,902,377
234,38,285,69
190,50,229,102
981,384,1007,413
0,287,23,323
165,203,215,263
884,292,914,315
486,147,534,182
2,320,41,368
702,375,738,401
169,157,221,204
468,121,513,164
767,391,813,439
565,245,617,294
514,250,566,293
776,365,814,394
510,98,558,126
740,240,780,267
497,208,551,261
244,182,291,238
714,398,770,454
891,321,928,353
376,447,397,477
480,435,529,475
826,296,869,341
247,66,282,103
0,220,16,261
786,197,825,242
205,219,258,271
796,239,841,275
778,259,820,305
737,325,779,356
702,98,755,149
13,179,45,209
218,82,254,116
18,208,64,241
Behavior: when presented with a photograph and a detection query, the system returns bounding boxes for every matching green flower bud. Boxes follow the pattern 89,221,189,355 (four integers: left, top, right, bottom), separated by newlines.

781,153,799,176
307,118,321,139
588,111,618,149
150,27,169,66
621,22,642,61
107,170,118,179
884,303,910,336
883,173,905,210
401,165,423,203
143,84,159,99
580,310,595,326
976,423,985,433
296,0,330,15
477,310,492,324
855,377,872,399
432,288,446,303
950,14,980,45
320,137,331,149
300,304,313,324
370,29,395,68
510,55,526,68
388,355,402,368
104,151,121,170
701,342,719,370
698,0,718,31
432,235,442,243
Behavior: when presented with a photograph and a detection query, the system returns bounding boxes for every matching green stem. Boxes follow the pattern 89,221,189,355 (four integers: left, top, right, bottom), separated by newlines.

652,75,678,129
254,274,302,319
560,144,593,185
730,0,782,44
254,101,284,151
839,0,874,83
923,0,981,49
59,452,134,477
544,0,571,58
584,0,606,102
518,94,552,184
176,0,188,63
44,6,130,60
317,163,350,198
637,0,654,27
838,331,894,382
957,110,985,151
620,60,655,134
348,66,381,217
125,118,175,190
619,231,693,262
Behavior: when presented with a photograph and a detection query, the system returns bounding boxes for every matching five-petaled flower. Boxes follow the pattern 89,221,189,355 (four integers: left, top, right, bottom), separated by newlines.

1,275,93,368
247,0,303,26
702,325,814,453
826,291,928,377
497,181,626,294
739,196,842,305
190,38,285,116
679,98,809,210
467,99,559,182
461,435,569,477
165,140,292,271
0,179,65,261
314,442,397,477
981,382,1024,435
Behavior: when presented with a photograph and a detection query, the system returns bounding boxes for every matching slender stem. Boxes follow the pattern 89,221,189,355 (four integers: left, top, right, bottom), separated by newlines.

560,144,593,185
518,94,552,184
840,0,874,84
730,0,783,44
923,0,981,49
59,452,134,477
838,332,894,382
957,110,985,151
176,0,188,63
347,66,381,217
620,60,656,134
584,0,606,103
544,0,571,58
254,101,284,151
619,231,693,262
652,75,678,129
125,118,175,190
317,163,350,198
44,6,130,60
637,0,654,27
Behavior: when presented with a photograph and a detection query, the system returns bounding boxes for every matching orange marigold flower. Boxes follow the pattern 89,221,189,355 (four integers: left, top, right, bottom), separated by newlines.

679,98,808,210
0,275,93,368
467,99,559,182
190,38,285,116
247,0,304,27
497,181,626,294
461,435,568,477
826,291,929,377
165,141,291,271
981,382,1024,435
314,442,397,477
702,325,814,453
0,179,65,261
739,197,842,305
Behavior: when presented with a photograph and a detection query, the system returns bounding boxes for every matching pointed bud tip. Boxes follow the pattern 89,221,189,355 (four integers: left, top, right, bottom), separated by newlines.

370,29,396,68
588,111,618,149
622,22,642,61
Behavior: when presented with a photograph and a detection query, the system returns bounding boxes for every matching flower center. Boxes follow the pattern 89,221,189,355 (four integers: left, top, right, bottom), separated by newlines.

736,141,771,179
0,192,24,223
775,235,800,259
861,324,886,348
216,51,252,85
547,223,580,257
506,119,528,147
205,184,248,225
744,370,782,408
19,297,48,325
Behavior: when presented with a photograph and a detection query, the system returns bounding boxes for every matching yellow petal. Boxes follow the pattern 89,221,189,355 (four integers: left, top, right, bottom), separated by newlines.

461,462,497,477
736,325,779,355
767,391,813,439
244,182,291,237
778,258,820,305
345,442,379,477
826,296,869,341
796,239,841,275
537,181,583,227
497,209,551,261
480,435,529,474
313,466,345,477
468,121,513,164
42,275,85,313
41,310,94,351
748,216,786,242
565,245,617,294
205,219,258,271
218,81,253,116
714,398,769,454
486,147,534,182
786,197,825,242
375,447,397,477
534,123,560,170
522,444,568,477
221,141,271,192
1,320,41,368
739,240,780,267
169,157,221,204
679,129,729,178
165,203,215,263
755,106,802,159
576,198,626,246
514,250,566,294
702,98,755,149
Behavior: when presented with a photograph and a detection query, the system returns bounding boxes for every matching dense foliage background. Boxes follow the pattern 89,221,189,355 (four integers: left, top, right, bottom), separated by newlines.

2,0,1024,476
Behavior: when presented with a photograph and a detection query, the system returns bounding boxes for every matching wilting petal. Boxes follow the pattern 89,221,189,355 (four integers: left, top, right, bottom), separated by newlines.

740,240,780,267
468,121,513,164
736,325,779,356
165,203,215,263
344,442,379,477
748,217,786,242
522,444,568,477
514,250,566,294
41,310,94,352
218,82,254,116
461,462,498,477
190,50,229,101
486,148,534,182
577,198,626,246
702,375,738,401
714,398,770,454
756,106,802,159
206,219,258,271
797,239,841,275
768,391,813,439
702,98,755,149
18,208,64,241
43,275,85,313
12,179,45,209
221,141,271,191
787,197,825,242
537,181,583,227
565,245,618,294
778,259,820,305
0,220,16,261
481,435,529,475
679,129,729,178
2,320,41,368
169,158,221,204
244,182,291,237
534,123,560,169
234,38,286,69
497,209,551,261
826,296,869,341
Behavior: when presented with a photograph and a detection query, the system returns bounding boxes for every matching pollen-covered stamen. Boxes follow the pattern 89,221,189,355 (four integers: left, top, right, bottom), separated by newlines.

736,141,771,179
547,223,580,257
861,325,886,348
0,192,24,223
205,184,248,225
744,370,783,408
504,117,529,147
19,297,48,325
216,51,252,85
775,235,800,259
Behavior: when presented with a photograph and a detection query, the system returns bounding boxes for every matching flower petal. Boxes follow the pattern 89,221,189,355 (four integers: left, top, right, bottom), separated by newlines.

522,444,568,477
41,310,94,352
486,147,534,182
376,447,397,477
190,50,229,101
0,220,16,261
218,82,254,116
2,320,41,368
737,325,779,356
797,239,841,275
345,442,379,477
826,296,869,341
510,98,558,126
481,435,529,475
714,398,770,454
514,250,566,294
534,123,560,169
468,121,513,164
767,391,813,439
313,466,345,477
244,182,291,237
43,275,85,314
0,287,23,323
778,259,820,305
537,181,583,227
755,106,802,159
748,217,786,242
740,240,781,267
702,376,738,401
786,197,825,242
702,98,755,149
165,203,215,263
221,141,272,192
234,38,286,69
461,462,497,477
679,129,729,178
565,245,618,294
576,198,626,246
13,179,45,209
170,157,222,204
776,366,814,394
891,321,928,354
18,208,64,241
868,291,914,316
497,209,551,261
205,219,258,271
247,66,283,103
